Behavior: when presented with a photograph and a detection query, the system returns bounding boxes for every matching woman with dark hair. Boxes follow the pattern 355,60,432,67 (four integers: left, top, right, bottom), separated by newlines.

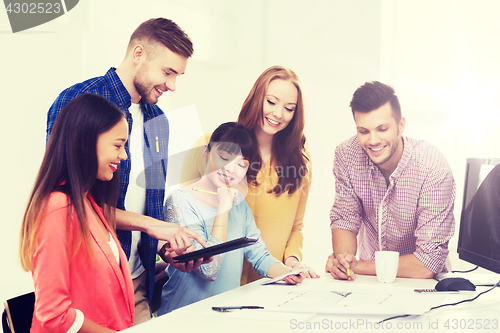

158,122,308,315
20,94,134,332
180,66,316,284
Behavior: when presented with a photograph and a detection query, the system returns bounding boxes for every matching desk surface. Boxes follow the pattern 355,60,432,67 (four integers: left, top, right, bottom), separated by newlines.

125,274,500,333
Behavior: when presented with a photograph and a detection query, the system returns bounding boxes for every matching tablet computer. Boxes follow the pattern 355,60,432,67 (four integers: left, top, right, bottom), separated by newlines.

172,237,259,263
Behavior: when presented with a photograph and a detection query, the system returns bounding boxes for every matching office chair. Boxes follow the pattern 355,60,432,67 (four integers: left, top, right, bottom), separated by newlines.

2,292,35,333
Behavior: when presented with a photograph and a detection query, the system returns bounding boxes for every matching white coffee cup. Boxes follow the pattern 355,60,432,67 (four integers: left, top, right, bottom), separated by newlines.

375,251,399,283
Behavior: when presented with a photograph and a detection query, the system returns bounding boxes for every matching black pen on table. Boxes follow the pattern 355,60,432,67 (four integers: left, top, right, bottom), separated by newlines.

212,306,264,312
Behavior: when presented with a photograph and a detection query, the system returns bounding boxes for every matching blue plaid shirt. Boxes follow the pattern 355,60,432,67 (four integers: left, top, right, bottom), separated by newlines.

46,68,169,303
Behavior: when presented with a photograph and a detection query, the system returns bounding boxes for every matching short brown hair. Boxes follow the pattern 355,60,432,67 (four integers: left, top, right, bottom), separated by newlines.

128,18,193,58
350,81,401,122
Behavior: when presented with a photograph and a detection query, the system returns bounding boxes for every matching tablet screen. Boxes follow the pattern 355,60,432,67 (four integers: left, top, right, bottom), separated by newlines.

172,237,259,263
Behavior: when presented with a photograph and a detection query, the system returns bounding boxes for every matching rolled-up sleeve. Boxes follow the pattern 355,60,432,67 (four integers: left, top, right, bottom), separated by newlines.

414,168,456,273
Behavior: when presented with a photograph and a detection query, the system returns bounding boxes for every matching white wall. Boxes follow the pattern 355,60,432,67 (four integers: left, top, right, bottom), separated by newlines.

2,0,500,307
388,0,500,271
262,0,384,271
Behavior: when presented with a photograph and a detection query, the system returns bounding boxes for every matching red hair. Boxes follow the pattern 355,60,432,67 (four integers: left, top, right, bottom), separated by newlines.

238,66,308,195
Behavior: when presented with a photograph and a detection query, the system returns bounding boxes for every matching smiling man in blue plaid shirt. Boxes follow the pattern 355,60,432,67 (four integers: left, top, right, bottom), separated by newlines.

46,18,208,325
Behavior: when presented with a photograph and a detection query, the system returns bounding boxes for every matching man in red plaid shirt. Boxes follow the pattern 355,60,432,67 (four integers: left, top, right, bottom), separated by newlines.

326,81,455,280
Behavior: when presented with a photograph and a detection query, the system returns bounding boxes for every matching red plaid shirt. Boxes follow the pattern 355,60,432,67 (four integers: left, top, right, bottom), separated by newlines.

330,136,455,273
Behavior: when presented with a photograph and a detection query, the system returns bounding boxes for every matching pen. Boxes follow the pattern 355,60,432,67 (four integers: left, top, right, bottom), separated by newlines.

192,188,241,200
346,268,351,280
192,188,217,195
155,136,159,153
212,306,264,312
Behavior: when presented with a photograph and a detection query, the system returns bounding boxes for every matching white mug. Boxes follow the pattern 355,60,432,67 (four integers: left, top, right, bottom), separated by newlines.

375,251,399,283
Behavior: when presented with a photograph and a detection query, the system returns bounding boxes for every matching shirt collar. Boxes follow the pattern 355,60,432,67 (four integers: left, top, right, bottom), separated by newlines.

140,99,154,119
389,136,412,181
104,67,132,111
363,136,412,181
106,68,157,119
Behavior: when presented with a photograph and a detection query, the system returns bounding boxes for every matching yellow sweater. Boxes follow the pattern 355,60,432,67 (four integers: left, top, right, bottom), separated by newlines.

179,134,311,285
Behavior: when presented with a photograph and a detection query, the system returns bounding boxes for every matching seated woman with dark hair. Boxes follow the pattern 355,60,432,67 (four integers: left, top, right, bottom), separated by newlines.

157,122,316,315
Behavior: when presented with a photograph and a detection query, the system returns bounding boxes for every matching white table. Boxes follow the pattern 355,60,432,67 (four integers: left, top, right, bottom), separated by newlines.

124,274,500,333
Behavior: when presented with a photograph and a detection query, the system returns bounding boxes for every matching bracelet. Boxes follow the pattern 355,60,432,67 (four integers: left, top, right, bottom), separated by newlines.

158,242,170,261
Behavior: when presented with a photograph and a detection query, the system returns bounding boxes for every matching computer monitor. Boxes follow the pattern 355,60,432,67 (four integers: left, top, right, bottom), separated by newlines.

457,158,500,274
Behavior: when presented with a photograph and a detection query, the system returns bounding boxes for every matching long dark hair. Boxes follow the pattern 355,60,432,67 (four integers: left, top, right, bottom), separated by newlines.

20,94,125,271
238,66,308,195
